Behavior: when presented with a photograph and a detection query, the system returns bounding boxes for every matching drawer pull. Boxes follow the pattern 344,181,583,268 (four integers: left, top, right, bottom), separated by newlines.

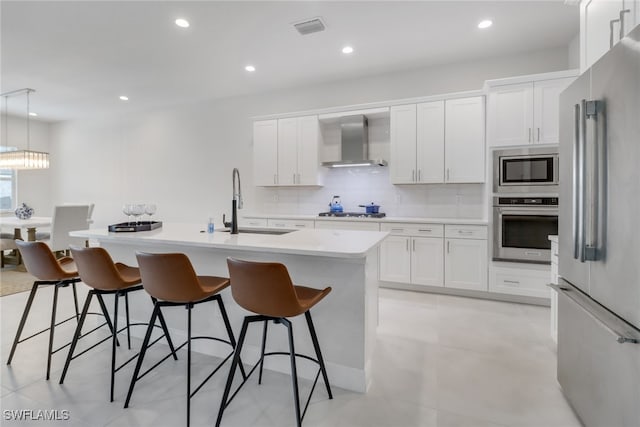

457,230,473,235
295,224,306,228
418,229,432,232
391,228,404,232
504,280,520,285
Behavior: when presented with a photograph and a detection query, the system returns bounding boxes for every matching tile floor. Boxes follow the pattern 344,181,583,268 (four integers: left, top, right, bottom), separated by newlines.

0,284,581,427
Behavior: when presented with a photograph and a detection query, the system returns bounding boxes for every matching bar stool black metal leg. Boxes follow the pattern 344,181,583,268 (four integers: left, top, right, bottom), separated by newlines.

7,282,39,365
124,292,131,349
96,293,118,344
71,282,80,320
258,320,268,385
46,284,61,380
305,311,333,399
284,318,302,427
124,304,159,409
110,292,119,402
216,296,246,379
186,304,192,427
153,298,178,361
60,292,94,384
215,317,251,427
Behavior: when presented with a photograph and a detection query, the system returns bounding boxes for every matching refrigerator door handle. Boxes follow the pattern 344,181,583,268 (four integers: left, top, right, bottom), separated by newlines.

577,100,588,262
573,103,582,260
584,100,602,261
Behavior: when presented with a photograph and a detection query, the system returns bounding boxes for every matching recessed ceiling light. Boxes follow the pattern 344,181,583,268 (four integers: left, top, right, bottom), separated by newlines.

478,19,493,29
175,18,190,28
119,95,129,101
342,46,354,54
28,112,38,117
245,65,256,72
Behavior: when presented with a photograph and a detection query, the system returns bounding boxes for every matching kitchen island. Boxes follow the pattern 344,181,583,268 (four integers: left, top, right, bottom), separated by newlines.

71,223,388,392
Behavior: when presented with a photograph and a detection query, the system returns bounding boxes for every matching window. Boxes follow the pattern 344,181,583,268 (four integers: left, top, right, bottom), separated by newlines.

0,147,17,212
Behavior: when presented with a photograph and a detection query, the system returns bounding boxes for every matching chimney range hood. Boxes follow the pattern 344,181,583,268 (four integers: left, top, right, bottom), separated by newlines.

321,115,387,168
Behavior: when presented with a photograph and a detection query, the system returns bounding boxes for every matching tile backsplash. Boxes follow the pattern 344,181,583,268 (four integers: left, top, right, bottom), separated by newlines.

253,167,487,219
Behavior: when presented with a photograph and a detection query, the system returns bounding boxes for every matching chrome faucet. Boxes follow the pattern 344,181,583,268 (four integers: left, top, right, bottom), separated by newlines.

231,168,243,234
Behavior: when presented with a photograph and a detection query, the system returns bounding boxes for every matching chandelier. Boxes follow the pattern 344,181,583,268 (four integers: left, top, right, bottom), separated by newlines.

0,88,50,169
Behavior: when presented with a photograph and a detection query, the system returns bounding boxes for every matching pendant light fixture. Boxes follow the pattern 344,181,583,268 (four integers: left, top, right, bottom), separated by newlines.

0,88,50,169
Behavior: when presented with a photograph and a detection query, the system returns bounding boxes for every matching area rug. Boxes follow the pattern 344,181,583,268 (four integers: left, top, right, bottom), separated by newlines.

0,269,35,297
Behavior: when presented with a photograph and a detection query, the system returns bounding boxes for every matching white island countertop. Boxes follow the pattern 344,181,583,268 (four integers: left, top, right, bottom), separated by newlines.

71,222,388,258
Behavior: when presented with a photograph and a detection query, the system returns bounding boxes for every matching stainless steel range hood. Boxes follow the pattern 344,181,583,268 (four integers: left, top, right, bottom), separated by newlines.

321,115,387,167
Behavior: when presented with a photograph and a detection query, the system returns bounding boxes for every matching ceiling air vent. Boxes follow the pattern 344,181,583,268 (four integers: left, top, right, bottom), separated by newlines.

293,17,326,35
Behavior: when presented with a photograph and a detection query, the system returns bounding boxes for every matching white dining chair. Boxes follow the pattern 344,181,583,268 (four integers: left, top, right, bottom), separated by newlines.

36,202,94,242
39,205,91,255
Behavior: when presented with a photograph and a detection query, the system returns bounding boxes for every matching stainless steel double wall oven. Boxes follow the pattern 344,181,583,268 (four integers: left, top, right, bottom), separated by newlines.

492,146,559,264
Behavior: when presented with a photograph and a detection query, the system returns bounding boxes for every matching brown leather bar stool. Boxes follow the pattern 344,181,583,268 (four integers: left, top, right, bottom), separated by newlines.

59,246,178,402
124,252,245,427
216,258,333,427
7,240,85,380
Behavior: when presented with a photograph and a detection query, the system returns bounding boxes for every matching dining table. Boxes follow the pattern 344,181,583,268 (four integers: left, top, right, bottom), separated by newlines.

0,216,52,241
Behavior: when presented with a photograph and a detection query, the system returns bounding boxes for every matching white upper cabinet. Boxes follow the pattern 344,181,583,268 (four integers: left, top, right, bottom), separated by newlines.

581,0,638,72
390,96,483,184
389,104,418,184
253,115,322,187
487,77,575,147
253,120,278,186
533,78,575,144
444,96,485,183
417,101,445,183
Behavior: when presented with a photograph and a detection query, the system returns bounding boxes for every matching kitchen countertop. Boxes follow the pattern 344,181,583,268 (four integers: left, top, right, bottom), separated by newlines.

244,213,488,225
71,222,388,258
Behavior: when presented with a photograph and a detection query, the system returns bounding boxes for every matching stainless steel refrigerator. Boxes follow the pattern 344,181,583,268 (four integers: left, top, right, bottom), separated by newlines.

556,25,640,427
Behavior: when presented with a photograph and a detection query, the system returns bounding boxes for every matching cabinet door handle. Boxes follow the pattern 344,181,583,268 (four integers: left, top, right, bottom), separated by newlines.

446,168,450,181
274,174,277,185
528,127,532,143
619,9,630,40
447,240,450,253
412,240,416,251
418,169,421,182
610,18,620,48
406,239,409,252
537,127,540,142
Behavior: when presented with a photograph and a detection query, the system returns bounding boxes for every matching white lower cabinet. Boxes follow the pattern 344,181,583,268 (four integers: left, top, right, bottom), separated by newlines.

315,220,380,231
411,237,444,286
379,223,445,287
266,219,314,229
240,218,268,228
489,264,550,299
444,225,488,291
444,238,488,291
379,235,412,283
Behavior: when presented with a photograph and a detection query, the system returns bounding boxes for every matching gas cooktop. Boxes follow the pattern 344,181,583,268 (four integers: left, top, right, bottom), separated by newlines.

318,212,386,218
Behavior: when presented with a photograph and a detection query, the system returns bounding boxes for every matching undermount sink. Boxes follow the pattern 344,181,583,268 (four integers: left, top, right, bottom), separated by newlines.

218,227,294,235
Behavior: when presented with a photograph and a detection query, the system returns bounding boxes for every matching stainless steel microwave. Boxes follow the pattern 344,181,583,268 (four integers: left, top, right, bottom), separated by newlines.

493,146,559,194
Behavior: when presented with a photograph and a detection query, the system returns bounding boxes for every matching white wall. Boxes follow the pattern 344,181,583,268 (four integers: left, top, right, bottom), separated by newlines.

48,46,569,228
568,33,580,70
